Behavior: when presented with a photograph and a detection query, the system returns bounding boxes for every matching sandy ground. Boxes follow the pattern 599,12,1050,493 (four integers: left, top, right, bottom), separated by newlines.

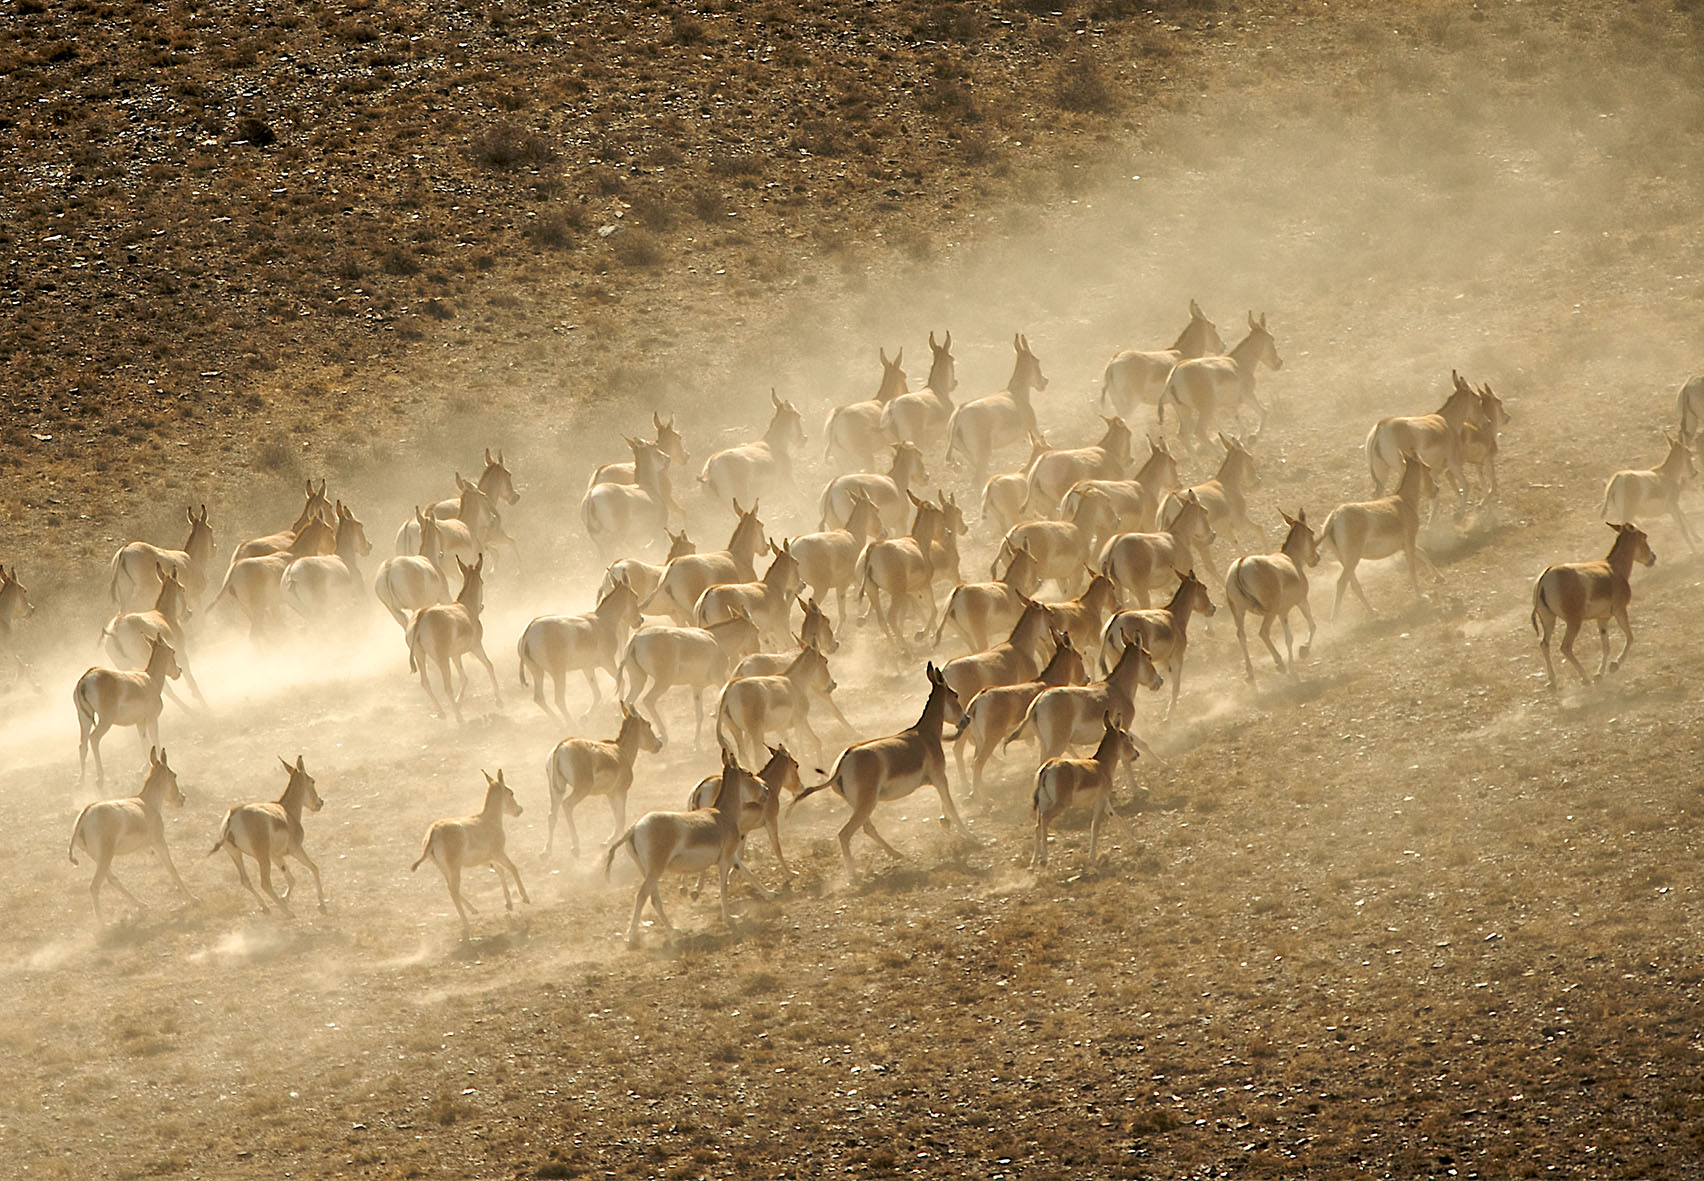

5,2,1704,1178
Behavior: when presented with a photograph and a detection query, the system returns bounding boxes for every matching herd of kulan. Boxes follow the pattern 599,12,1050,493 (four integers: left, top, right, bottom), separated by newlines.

7,302,1700,944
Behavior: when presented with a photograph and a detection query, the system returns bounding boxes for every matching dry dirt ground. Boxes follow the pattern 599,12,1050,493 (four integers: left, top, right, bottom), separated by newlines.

5,2,1704,1179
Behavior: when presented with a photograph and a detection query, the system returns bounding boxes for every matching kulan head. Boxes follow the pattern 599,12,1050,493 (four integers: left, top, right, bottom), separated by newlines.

146,747,185,808
484,769,523,817
280,754,323,812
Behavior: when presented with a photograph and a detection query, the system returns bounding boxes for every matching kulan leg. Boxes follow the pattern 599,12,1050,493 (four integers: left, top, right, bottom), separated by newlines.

91,855,143,925
550,670,570,724
836,808,870,882
254,851,293,915
490,862,514,911
1296,600,1318,661
417,658,447,717
495,853,529,905
1536,611,1559,688
731,847,774,898
929,767,976,842
628,881,654,946
471,642,502,706
290,847,327,912
1609,606,1637,674
765,815,793,879
606,793,628,851
1255,613,1285,673
562,793,586,860
527,661,551,716
1557,618,1591,684
1088,799,1108,864
87,720,114,789
154,835,196,903
1276,612,1296,671
444,864,476,939
1231,604,1258,683
227,846,271,911
439,658,465,723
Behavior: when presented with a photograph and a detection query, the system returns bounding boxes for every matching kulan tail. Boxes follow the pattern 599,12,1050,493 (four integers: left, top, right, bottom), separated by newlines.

714,696,737,762
1002,700,1038,753
209,568,236,614
207,811,234,858
603,828,636,880
107,551,125,605
615,646,638,701
545,748,565,813
943,408,964,466
1226,558,1265,616
1364,424,1384,491
410,834,433,872
72,679,97,737
789,754,843,813
404,613,422,673
1530,571,1550,635
580,490,600,546
932,592,955,647
1319,511,1342,565
68,808,89,865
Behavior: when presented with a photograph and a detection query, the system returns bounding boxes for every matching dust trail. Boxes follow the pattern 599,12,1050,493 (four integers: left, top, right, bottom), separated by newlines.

4,8,1704,1176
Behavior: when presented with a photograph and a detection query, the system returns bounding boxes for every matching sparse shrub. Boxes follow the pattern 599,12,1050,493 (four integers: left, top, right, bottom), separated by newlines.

792,119,843,157
670,13,709,44
626,190,673,231
1055,57,1115,114
336,21,380,44
528,212,579,250
710,152,763,178
332,254,361,281
613,229,664,268
887,222,934,262
605,361,669,400
923,77,981,121
381,249,420,276
690,188,726,223
956,128,996,165
472,121,556,169
255,438,295,473
914,2,981,42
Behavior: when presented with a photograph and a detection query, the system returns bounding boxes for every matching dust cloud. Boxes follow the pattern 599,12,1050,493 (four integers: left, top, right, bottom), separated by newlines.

2,4,1703,1175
